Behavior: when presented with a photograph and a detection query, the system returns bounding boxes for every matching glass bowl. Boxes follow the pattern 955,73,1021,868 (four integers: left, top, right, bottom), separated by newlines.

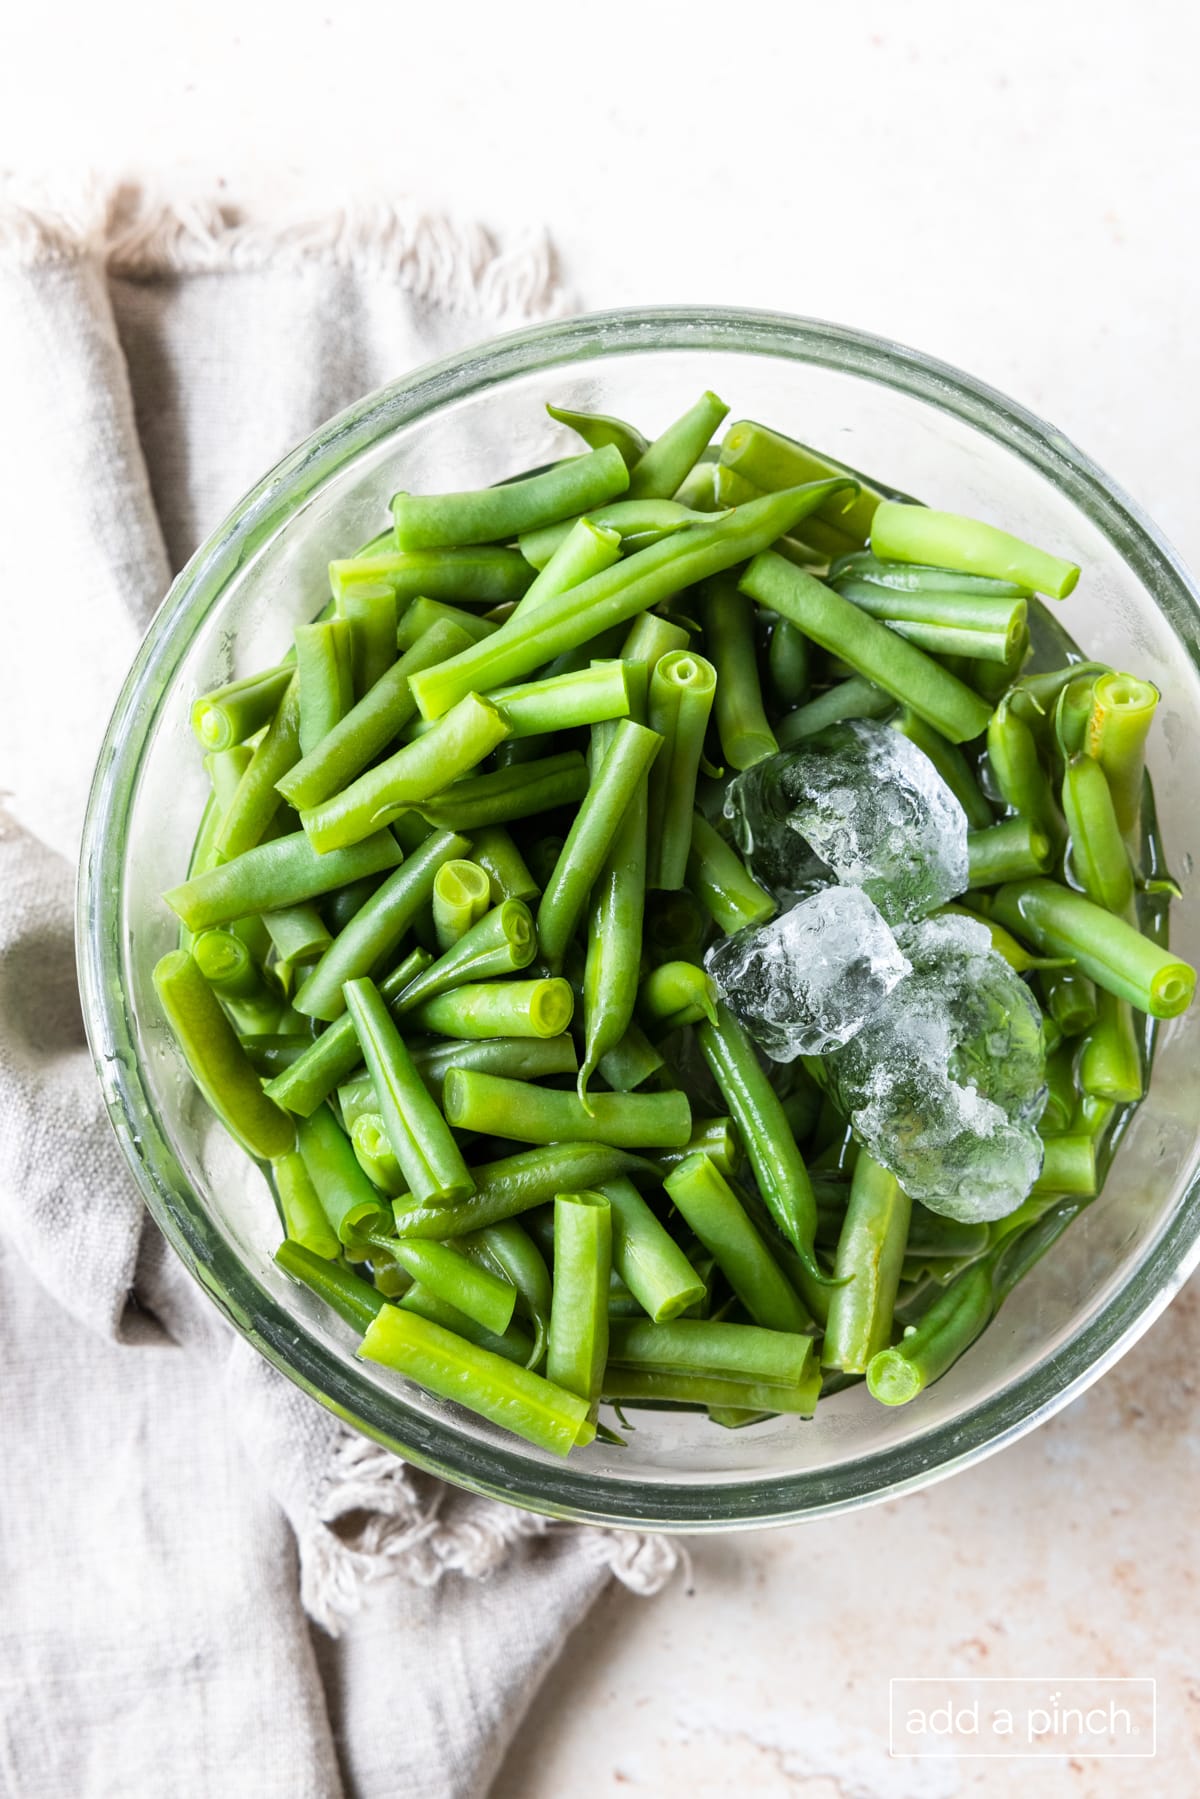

78,307,1200,1529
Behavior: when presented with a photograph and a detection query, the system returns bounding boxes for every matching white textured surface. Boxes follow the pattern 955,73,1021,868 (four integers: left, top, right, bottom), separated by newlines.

4,3,1199,1792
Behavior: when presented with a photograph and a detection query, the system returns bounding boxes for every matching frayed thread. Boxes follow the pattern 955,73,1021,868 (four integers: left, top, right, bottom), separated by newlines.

299,1430,681,1636
0,180,572,321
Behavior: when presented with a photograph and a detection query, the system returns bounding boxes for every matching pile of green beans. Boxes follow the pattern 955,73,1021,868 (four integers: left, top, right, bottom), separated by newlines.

159,390,1192,1455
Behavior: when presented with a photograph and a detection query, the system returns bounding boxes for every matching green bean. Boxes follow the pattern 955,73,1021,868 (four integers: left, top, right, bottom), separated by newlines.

547,1190,612,1404
966,818,1054,887
830,548,1029,597
391,899,538,1015
263,946,431,1115
344,977,474,1205
655,1116,742,1180
599,1176,706,1322
740,554,991,743
637,960,718,1034
300,692,509,853
866,1256,994,1404
398,1283,533,1364
416,750,589,832
992,880,1196,1017
1039,1045,1077,1135
767,617,811,708
595,1022,664,1092
432,859,492,952
1073,1093,1118,1142
1053,675,1100,761
261,904,332,975
537,720,662,971
601,1365,820,1415
1038,966,1099,1037
892,711,993,831
681,812,774,936
462,1220,553,1369
271,1150,341,1259
699,574,778,770
1086,672,1159,841
275,1240,385,1333
468,825,540,904
384,1239,516,1336
404,977,574,1040
165,827,403,934
297,1103,389,1242
444,1070,690,1148
509,518,624,623
578,727,649,1103
350,1112,407,1196
986,694,1060,840
294,619,354,755
246,1035,322,1080
697,1004,821,1278
492,661,632,737
409,1034,578,1102
153,950,294,1159
277,620,475,812
620,610,692,673
192,662,294,752
394,599,498,650
393,444,629,550
192,928,284,1038
1078,988,1144,1104
359,1306,595,1454
338,582,397,699
626,391,729,501
821,1152,912,1373
870,500,1080,600
1061,754,1135,915
215,676,302,858
410,483,852,719
518,499,720,570
546,400,648,468
608,1317,813,1387
1034,1134,1097,1197
833,580,1027,663
392,1144,653,1239
663,1153,810,1332
775,676,894,746
720,418,886,544
328,546,536,607
292,831,468,1021
645,653,717,889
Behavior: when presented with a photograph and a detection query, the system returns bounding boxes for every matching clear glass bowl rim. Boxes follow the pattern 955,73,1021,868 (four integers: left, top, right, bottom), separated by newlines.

77,305,1200,1530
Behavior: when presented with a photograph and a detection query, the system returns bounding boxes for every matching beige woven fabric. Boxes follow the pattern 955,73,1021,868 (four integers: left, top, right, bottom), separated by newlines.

0,188,677,1799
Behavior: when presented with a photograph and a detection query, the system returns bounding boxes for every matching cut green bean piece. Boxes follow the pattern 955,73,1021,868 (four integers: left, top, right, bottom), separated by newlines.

432,859,492,953
395,600,499,650
262,946,431,1115
300,692,509,853
626,391,729,501
546,401,648,468
601,1366,820,1415
548,1190,612,1403
391,899,538,1014
987,694,1060,841
656,1116,742,1180
776,676,894,747
821,1153,912,1373
399,1284,533,1365
870,501,1080,600
766,616,811,708
165,829,403,933
262,904,332,971
1034,1134,1098,1197
608,1318,814,1387
404,978,574,1040
444,1071,691,1148
493,661,632,737
153,951,294,1160
700,574,778,771
329,546,536,606
216,677,302,858
866,1257,994,1405
646,649,718,889
518,500,720,570
393,444,630,551
1038,965,1099,1038
338,582,397,700
416,751,589,833
537,719,662,971
832,581,1027,662
600,1176,706,1323
620,609,692,671
1086,672,1159,842
967,818,1054,887
359,1306,595,1454
510,518,623,620
469,825,540,903
685,812,777,933
992,880,1196,1017
350,1113,407,1197
720,418,889,543
192,662,293,752
271,1150,341,1258
387,1239,516,1337
393,1144,653,1239
1078,989,1144,1104
664,1153,810,1333
637,959,718,1034
579,729,649,1103
297,1103,389,1243
1062,755,1135,915
411,484,852,720
408,1034,578,1101
293,831,468,1022
461,1220,552,1369
740,554,991,743
295,619,354,756
344,977,475,1206
275,1240,385,1333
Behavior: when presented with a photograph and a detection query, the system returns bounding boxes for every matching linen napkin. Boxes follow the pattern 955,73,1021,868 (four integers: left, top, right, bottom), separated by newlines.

0,185,677,1799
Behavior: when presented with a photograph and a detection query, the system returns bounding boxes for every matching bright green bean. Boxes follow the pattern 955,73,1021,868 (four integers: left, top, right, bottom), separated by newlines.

1038,966,1099,1038
1086,671,1159,841
404,978,574,1040
647,652,718,889
519,499,720,570
546,401,648,468
468,826,540,903
461,1221,553,1369
153,950,294,1159
685,812,777,934
394,599,499,650
416,751,589,832
547,1190,612,1404
987,694,1060,840
992,880,1196,1017
600,1176,706,1323
192,662,293,752
510,518,623,619
385,1239,516,1336
1034,1133,1098,1197
870,500,1080,600
626,390,729,501
444,1070,691,1148
350,1113,407,1197
767,617,811,708
275,1240,385,1333
393,444,630,550
295,619,354,756
637,959,718,1034
821,1152,912,1373
391,899,538,1015
776,676,894,746
699,574,778,770
272,1149,341,1259
1062,754,1135,914
1078,988,1144,1104
655,1116,742,1180
601,1365,820,1415
966,818,1054,887
831,580,1027,662
262,946,431,1116
328,546,535,606
492,661,632,737
392,1144,653,1239
720,418,886,544
297,1103,389,1242
262,904,332,973
662,1153,810,1332
866,1257,994,1404
165,828,403,933
740,554,991,743
216,676,302,858
578,729,649,1104
338,582,397,699
432,859,492,953
608,1318,813,1387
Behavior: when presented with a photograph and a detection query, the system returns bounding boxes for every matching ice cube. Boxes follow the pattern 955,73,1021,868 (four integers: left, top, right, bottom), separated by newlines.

825,912,1047,1222
705,886,911,1060
723,719,970,924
